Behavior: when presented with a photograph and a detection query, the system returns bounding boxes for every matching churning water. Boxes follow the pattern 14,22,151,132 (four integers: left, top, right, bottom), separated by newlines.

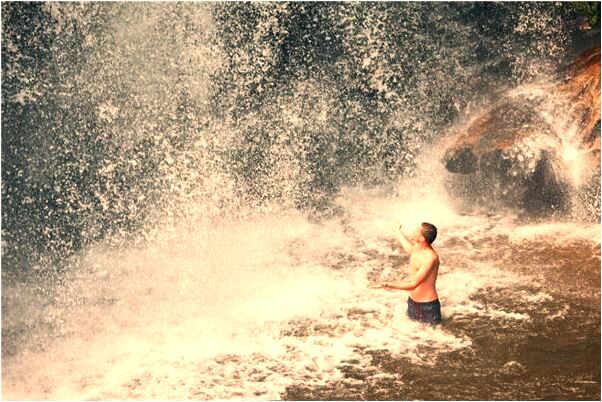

3,184,600,400
2,2,599,400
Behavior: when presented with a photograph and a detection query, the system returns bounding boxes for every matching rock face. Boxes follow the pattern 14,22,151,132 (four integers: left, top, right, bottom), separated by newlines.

442,45,601,216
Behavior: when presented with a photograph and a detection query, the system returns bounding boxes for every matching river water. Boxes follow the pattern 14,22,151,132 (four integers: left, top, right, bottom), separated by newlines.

2,2,600,400
3,178,600,400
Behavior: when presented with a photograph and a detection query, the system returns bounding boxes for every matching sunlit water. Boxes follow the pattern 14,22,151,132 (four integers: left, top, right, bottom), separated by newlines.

3,183,599,400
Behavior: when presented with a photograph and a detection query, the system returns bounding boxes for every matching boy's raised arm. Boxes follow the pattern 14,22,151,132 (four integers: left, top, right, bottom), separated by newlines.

397,224,414,255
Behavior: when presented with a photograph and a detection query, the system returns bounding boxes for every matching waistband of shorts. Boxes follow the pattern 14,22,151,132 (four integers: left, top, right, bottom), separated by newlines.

408,297,440,305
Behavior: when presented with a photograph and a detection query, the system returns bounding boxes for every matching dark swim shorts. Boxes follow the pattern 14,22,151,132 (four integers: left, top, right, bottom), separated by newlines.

407,297,442,324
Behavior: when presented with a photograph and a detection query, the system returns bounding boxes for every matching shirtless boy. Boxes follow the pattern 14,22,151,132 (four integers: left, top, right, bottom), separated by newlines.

376,222,441,324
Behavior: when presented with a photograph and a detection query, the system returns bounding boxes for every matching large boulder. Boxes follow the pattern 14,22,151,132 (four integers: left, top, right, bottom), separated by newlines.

442,46,601,216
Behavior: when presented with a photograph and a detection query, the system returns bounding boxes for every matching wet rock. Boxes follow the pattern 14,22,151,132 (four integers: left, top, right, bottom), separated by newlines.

444,147,478,174
522,151,568,215
442,46,601,216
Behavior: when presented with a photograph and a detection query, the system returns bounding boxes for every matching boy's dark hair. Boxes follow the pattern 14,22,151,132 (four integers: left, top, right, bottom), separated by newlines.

421,222,437,244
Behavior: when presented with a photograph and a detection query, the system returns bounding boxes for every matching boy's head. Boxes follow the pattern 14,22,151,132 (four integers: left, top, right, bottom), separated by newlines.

415,222,437,245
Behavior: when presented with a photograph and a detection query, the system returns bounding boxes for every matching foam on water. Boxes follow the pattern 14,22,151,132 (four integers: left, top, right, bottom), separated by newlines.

501,221,601,243
4,185,586,400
